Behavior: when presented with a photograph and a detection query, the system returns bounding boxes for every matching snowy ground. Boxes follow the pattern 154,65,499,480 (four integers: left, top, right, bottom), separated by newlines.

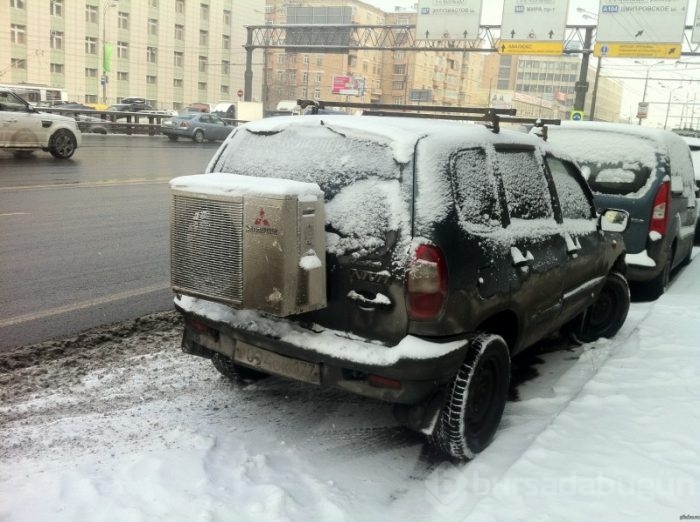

1,249,699,522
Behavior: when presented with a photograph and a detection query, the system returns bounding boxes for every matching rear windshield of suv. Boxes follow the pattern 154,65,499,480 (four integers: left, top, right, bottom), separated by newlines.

547,129,657,196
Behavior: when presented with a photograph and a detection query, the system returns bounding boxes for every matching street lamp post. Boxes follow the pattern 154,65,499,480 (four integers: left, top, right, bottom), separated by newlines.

101,1,118,105
636,60,664,125
664,85,683,130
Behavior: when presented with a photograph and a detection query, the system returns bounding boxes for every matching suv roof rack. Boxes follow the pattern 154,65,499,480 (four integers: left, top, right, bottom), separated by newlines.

297,100,560,135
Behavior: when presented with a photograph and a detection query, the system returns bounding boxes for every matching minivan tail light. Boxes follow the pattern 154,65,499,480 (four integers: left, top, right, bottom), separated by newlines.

650,181,670,236
407,244,447,320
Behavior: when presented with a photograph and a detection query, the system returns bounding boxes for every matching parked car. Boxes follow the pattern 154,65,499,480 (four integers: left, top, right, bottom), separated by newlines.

161,112,233,142
107,102,153,113
0,88,81,159
169,111,631,460
682,136,700,242
544,122,697,298
75,114,111,134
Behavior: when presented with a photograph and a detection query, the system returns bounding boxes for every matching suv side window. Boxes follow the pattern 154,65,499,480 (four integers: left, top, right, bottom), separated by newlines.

495,149,553,220
547,156,595,220
450,148,501,228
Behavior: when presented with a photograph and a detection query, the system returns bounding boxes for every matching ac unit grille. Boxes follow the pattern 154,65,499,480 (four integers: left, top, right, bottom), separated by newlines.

171,194,243,305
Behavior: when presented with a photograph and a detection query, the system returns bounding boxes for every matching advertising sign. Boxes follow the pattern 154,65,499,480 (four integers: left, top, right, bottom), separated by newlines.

332,75,365,96
498,0,569,55
595,0,687,58
416,0,483,41
692,0,700,43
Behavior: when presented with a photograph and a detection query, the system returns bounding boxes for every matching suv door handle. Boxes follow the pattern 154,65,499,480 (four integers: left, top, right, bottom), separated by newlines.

564,233,582,255
510,247,534,268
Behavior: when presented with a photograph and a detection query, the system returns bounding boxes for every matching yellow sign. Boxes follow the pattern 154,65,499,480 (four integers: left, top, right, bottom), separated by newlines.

497,40,564,56
594,42,682,59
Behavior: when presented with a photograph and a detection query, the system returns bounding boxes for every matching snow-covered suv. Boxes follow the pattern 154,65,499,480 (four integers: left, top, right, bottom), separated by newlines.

0,88,81,159
170,108,631,459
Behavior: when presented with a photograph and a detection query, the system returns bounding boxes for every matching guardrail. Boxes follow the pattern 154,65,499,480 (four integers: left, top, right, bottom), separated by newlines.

38,108,244,136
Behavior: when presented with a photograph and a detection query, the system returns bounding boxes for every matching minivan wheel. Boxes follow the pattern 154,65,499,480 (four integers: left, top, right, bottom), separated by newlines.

192,130,204,143
431,334,510,460
211,352,268,383
572,271,630,344
645,251,672,300
48,129,77,159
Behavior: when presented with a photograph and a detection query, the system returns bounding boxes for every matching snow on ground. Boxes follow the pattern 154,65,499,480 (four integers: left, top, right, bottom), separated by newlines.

1,249,699,521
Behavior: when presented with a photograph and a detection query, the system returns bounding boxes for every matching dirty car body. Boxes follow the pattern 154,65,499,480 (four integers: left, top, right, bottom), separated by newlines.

170,115,629,459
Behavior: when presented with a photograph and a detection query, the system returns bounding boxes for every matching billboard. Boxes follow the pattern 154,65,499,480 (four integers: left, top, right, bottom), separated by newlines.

332,75,365,96
416,0,483,41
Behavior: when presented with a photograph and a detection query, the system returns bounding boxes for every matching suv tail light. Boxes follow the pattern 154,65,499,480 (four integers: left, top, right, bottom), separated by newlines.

650,181,670,236
406,244,447,320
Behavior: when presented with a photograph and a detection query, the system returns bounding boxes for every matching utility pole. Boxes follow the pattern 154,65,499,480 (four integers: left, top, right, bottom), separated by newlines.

573,26,593,112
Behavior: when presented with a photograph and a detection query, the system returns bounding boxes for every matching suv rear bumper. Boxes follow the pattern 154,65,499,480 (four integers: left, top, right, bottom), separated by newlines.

175,295,467,404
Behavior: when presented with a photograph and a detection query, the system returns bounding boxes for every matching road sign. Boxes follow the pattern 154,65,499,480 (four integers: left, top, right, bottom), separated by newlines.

416,0,482,41
500,0,569,48
570,110,584,121
596,0,686,57
637,102,649,119
237,89,244,98
594,42,681,59
498,41,565,56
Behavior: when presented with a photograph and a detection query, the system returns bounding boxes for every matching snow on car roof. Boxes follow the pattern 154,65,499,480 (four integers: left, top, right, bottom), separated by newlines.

243,114,543,165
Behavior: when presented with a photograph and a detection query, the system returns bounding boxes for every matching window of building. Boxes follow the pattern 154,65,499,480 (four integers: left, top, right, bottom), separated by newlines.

362,61,368,72
222,35,230,50
393,64,406,75
223,10,231,25
199,56,207,72
147,47,157,63
316,55,323,66
221,61,230,75
173,78,183,88
174,52,184,67
146,75,157,84
302,71,308,84
85,94,98,104
11,24,27,44
175,24,184,40
118,12,129,30
348,56,357,67
85,67,97,78
392,80,404,90
277,54,285,65
148,19,158,36
175,0,185,14
50,0,63,17
315,72,322,83
198,82,207,90
301,87,307,98
303,54,309,64
289,70,296,81
117,71,128,80
276,71,284,81
10,0,25,8
50,31,64,50
313,88,321,100
199,30,208,46
200,3,209,20
85,37,98,54
394,51,405,61
85,5,98,23
11,58,26,69
50,63,64,73
117,42,128,58
150,0,158,7
221,85,229,95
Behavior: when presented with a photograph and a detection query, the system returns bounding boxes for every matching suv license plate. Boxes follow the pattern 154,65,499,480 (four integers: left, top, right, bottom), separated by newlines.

234,341,321,385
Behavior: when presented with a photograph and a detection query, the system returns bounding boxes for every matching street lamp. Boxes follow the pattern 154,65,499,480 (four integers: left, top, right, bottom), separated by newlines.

635,60,665,125
663,84,683,130
101,1,118,105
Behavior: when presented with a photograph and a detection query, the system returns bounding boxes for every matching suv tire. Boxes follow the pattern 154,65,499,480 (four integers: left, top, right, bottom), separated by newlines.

211,352,268,383
431,334,510,460
48,129,77,159
571,271,630,343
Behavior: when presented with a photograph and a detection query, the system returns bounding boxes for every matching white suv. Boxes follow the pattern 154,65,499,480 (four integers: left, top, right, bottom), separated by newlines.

0,89,81,159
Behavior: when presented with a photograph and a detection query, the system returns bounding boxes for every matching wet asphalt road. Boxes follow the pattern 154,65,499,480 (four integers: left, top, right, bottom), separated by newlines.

0,134,222,350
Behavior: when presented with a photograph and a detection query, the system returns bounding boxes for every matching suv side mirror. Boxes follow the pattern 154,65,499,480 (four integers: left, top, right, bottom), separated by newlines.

599,209,629,233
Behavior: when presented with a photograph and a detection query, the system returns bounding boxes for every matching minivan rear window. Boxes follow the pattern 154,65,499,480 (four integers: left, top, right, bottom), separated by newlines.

546,129,657,196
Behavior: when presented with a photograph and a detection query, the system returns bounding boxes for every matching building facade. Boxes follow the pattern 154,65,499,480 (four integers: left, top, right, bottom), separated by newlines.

1,0,264,109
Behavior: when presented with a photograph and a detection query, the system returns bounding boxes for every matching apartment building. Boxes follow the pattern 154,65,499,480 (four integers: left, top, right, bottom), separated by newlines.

1,0,264,109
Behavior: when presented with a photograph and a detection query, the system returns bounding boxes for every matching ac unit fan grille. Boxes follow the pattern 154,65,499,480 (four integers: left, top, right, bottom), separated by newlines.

171,194,243,305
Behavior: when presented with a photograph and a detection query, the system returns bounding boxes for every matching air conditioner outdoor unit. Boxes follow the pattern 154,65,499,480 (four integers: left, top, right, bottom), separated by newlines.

170,173,327,317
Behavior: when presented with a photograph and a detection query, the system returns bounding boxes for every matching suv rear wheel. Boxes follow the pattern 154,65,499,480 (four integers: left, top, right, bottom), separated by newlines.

48,129,77,159
431,334,510,460
570,271,630,343
211,352,268,383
